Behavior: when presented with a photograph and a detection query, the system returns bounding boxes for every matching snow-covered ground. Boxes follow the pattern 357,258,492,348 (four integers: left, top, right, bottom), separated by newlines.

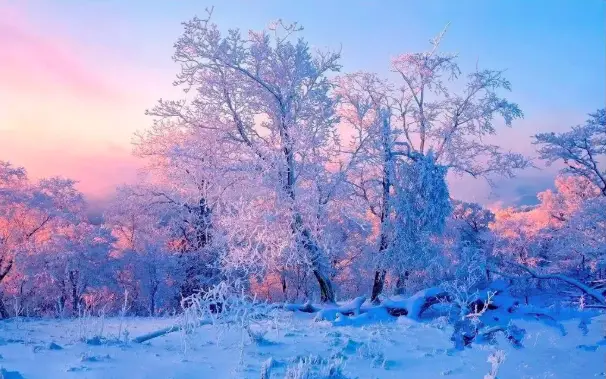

0,311,604,379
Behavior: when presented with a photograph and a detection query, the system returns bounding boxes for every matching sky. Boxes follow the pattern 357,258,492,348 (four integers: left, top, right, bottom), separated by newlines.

0,0,604,206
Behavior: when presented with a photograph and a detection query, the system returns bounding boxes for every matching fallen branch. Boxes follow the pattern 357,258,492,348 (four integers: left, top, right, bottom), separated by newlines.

131,319,211,344
584,305,606,309
507,262,606,305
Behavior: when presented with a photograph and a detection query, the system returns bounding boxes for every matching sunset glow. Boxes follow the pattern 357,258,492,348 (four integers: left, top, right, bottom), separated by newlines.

1,1,603,204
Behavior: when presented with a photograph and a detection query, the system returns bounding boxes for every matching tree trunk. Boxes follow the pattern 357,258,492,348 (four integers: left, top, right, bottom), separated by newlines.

69,271,79,315
279,107,337,303
59,278,67,316
0,296,9,319
280,272,287,301
371,114,394,303
313,269,335,303
370,229,389,303
149,283,157,317
132,319,212,344
311,259,335,303
58,295,66,316
298,225,336,303
370,270,386,304
395,271,409,295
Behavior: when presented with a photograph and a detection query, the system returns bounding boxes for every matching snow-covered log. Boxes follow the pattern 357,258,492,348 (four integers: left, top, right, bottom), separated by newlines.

284,301,322,314
468,283,519,315
286,285,518,321
314,296,366,321
382,288,451,319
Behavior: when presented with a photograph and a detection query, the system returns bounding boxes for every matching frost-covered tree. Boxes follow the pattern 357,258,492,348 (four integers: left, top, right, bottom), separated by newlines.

146,12,350,302
0,162,28,292
534,109,606,196
0,162,86,317
389,152,452,293
445,201,495,282
33,222,115,316
563,196,606,278
491,173,605,302
531,176,604,279
134,118,235,301
451,201,495,245
495,109,606,292
105,186,183,315
337,28,529,301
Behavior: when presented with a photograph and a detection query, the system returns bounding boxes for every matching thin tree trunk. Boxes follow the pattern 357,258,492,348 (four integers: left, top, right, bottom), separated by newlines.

370,113,394,303
59,278,67,316
150,284,157,317
395,271,409,295
69,271,79,315
297,223,335,303
280,272,287,301
0,296,9,319
132,319,211,344
370,229,390,303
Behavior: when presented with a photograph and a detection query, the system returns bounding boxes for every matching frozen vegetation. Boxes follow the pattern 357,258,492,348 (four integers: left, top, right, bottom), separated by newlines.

1,5,605,379
0,294,604,378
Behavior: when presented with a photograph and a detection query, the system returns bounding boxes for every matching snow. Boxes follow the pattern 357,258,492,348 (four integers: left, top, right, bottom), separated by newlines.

0,311,603,378
382,287,448,319
315,296,366,322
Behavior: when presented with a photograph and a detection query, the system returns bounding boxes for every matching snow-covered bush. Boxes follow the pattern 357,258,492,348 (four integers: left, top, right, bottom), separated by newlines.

177,279,278,358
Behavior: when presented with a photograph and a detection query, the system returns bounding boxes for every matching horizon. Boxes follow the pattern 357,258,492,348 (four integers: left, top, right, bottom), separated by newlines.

1,0,604,207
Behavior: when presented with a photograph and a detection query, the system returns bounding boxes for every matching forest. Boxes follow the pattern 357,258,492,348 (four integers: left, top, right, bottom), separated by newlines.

0,9,604,379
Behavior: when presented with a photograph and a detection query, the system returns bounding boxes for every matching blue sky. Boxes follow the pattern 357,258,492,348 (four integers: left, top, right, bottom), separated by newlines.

22,0,605,110
2,0,604,204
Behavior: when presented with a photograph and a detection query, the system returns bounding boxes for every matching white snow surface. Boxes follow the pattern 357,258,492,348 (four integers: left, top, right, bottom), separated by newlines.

0,311,604,378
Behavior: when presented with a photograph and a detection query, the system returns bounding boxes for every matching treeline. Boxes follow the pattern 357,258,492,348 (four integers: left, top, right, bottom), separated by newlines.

0,12,604,317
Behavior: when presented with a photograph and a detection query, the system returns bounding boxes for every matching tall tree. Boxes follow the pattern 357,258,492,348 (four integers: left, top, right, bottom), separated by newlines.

338,29,529,301
147,12,345,302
